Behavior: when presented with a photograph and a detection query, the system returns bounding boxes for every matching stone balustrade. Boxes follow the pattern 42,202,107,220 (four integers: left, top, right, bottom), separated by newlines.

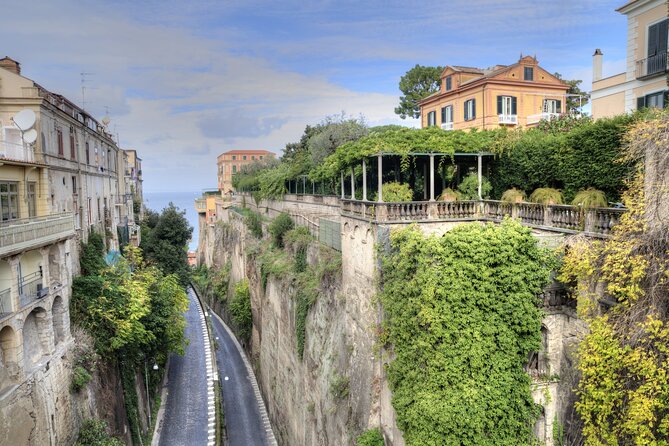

0,213,75,257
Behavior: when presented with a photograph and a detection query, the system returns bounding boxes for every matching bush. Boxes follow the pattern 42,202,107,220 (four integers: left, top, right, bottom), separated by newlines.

356,428,384,446
71,366,93,392
329,373,350,400
244,210,263,239
501,188,526,203
529,187,564,205
230,280,252,342
381,182,413,202
268,213,294,248
457,173,492,199
437,187,460,202
75,419,123,446
571,188,607,208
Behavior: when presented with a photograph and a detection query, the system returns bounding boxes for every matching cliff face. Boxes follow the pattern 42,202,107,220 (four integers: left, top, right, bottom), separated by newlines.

197,210,403,446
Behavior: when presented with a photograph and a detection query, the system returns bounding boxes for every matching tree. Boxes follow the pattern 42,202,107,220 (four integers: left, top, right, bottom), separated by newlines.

554,72,590,113
307,114,368,166
394,65,444,119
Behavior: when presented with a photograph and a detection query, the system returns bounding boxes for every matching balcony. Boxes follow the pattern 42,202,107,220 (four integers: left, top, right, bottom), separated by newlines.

0,213,75,257
195,198,207,214
636,51,668,79
18,271,47,307
440,122,454,131
0,140,34,163
498,114,518,125
526,112,561,126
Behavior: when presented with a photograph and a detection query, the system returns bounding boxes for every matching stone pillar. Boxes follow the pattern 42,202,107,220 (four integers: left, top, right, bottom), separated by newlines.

477,154,483,200
362,159,367,201
8,256,20,312
40,247,51,291
350,167,355,200
377,155,383,203
423,160,428,200
340,172,345,199
429,155,436,202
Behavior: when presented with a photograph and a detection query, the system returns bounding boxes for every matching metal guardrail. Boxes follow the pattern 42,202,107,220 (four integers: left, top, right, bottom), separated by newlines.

0,140,35,162
0,213,75,255
0,288,11,314
636,51,668,79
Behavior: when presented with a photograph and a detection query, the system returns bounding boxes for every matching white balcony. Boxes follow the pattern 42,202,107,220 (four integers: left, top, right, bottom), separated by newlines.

526,112,561,126
440,122,454,131
0,140,34,163
498,114,518,125
0,213,75,257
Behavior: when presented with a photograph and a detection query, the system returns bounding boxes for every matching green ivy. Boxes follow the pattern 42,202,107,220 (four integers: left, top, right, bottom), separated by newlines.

268,213,295,248
356,428,384,446
230,280,252,342
380,220,554,445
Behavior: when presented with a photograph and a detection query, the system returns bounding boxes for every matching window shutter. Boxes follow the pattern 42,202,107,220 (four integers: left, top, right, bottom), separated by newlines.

441,107,446,123
464,102,469,121
511,97,517,115
637,96,646,109
649,22,660,56
664,90,669,108
472,99,476,119
497,96,503,115
660,20,669,53
556,100,562,113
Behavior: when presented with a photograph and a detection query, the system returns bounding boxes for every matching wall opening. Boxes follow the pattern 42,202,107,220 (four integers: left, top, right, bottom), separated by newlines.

22,307,50,369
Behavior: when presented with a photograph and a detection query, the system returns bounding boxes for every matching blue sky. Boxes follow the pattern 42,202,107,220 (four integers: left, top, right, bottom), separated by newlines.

1,0,627,192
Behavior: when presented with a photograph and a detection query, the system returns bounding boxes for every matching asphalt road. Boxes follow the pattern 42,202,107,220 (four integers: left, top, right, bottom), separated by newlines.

210,310,270,446
158,289,210,446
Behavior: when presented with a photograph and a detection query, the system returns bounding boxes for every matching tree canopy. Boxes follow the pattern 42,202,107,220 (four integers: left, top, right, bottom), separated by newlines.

394,65,444,119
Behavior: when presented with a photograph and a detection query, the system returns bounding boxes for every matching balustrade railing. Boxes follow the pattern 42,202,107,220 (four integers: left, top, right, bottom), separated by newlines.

0,213,75,256
436,201,478,219
385,202,428,221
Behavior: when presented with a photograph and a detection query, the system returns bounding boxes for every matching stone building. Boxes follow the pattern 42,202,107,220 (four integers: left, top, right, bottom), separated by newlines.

217,149,275,194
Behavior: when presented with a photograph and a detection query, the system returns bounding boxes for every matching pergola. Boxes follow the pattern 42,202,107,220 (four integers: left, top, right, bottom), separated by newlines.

339,152,495,202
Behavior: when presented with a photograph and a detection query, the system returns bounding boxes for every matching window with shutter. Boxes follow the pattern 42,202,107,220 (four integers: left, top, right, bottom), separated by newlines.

445,76,452,91
498,96,516,115
464,99,476,121
524,67,534,81
647,19,668,75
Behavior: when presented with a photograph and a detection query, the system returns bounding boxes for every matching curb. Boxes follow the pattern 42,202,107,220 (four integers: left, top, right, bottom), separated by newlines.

150,356,170,446
208,308,278,446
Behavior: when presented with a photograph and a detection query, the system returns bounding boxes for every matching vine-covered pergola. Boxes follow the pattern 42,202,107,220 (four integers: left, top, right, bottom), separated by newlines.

337,151,495,202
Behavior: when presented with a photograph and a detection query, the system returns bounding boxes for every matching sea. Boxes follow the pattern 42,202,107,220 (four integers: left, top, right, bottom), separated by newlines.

143,191,202,251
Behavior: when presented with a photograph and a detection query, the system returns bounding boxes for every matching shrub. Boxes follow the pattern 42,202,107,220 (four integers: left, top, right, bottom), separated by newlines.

71,366,92,392
457,173,492,199
437,187,460,202
356,428,384,446
75,419,123,446
529,187,564,205
501,188,526,203
330,373,350,400
230,280,252,342
571,188,607,208
381,182,413,202
268,213,294,248
244,210,263,239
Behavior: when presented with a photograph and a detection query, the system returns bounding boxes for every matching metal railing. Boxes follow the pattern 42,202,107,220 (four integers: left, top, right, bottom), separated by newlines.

0,288,11,314
636,51,668,78
0,140,35,162
19,270,46,307
526,112,561,126
440,122,454,130
341,199,625,237
498,114,518,125
0,213,75,256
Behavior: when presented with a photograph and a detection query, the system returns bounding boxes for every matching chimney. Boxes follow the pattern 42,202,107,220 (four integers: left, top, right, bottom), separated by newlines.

0,57,21,75
593,49,603,82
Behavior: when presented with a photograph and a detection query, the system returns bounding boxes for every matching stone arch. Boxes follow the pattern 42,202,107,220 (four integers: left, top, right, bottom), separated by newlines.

51,296,68,346
352,225,360,240
343,222,350,234
22,307,51,369
0,325,20,389
527,325,549,377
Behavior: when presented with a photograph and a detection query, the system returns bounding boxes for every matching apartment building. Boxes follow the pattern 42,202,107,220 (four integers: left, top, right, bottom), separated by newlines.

0,57,127,249
217,149,275,194
591,0,668,118
419,56,570,130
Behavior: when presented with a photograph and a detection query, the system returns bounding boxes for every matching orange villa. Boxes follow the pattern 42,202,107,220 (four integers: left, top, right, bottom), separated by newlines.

217,149,275,193
419,55,570,130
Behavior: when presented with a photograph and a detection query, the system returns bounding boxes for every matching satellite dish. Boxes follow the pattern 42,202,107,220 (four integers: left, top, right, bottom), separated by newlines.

23,129,38,144
13,109,36,131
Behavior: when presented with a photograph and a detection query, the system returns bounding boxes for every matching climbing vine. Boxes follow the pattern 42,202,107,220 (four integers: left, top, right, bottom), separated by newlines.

379,220,554,445
559,113,669,445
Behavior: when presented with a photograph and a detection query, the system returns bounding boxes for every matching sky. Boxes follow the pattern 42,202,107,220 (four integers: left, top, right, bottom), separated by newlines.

1,0,628,193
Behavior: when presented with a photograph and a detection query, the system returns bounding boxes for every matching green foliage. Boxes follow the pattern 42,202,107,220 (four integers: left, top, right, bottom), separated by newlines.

119,359,141,444
529,188,564,205
268,213,294,248
380,220,553,445
242,209,263,239
457,173,492,199
70,330,99,392
571,188,607,208
395,64,444,119
308,113,368,166
71,366,92,392
329,373,350,400
553,72,590,112
296,287,317,359
437,187,460,202
356,428,385,446
75,419,123,446
381,182,413,202
80,231,106,276
230,280,252,342
294,246,307,273
501,188,526,203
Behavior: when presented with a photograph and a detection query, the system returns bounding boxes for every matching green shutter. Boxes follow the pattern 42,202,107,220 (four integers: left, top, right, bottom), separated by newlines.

472,99,476,119
511,97,517,115
464,102,469,121
497,96,502,115
637,96,646,109
556,100,562,113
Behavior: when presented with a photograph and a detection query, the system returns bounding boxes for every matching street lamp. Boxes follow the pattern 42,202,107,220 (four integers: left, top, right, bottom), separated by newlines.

145,360,159,428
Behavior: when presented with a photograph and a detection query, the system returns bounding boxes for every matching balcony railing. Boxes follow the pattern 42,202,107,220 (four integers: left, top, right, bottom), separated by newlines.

0,140,35,163
636,51,668,79
0,213,75,257
19,271,46,307
341,199,625,237
0,288,11,315
440,122,454,131
498,114,518,125
526,112,562,126
194,198,207,213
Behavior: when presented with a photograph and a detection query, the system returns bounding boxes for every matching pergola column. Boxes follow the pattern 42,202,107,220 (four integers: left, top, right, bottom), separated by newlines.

362,159,367,201
302,176,306,194
350,167,355,200
422,160,428,200
377,155,383,202
429,155,435,201
340,171,345,199
477,154,483,200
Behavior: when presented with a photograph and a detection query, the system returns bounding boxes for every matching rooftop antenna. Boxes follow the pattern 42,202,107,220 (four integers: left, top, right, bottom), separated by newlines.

80,71,94,111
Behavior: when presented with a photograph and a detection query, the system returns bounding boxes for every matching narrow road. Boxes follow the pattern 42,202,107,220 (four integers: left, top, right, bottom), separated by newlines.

158,289,212,446
210,310,273,446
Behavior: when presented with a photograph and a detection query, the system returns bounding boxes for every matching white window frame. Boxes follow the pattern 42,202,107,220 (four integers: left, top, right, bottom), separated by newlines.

543,99,559,114
464,99,475,121
500,96,514,116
